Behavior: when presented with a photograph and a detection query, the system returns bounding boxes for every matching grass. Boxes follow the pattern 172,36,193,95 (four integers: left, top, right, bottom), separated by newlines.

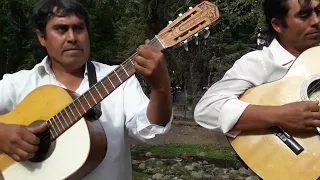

131,144,239,180
131,144,236,160
132,171,148,179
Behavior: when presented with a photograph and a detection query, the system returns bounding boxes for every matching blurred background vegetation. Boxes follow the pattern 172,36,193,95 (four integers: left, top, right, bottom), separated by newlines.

0,0,269,113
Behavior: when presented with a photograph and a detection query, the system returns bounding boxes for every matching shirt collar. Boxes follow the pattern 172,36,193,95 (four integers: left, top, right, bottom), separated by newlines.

268,38,296,66
36,56,88,77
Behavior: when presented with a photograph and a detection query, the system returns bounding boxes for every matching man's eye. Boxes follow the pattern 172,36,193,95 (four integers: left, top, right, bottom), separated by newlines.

300,14,310,19
55,27,67,32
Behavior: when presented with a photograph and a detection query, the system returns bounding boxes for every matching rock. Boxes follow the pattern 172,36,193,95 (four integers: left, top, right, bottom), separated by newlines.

245,176,261,180
156,161,164,166
236,177,246,180
247,168,258,176
221,174,230,180
138,163,146,170
239,167,248,174
152,173,164,179
229,169,238,174
149,158,156,162
163,175,171,180
145,152,152,157
185,165,194,171
198,152,206,157
203,160,209,165
191,162,201,168
203,173,213,179
191,171,202,179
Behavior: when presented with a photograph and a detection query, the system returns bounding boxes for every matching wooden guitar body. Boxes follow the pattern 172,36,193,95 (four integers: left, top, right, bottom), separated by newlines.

0,85,107,180
228,46,320,179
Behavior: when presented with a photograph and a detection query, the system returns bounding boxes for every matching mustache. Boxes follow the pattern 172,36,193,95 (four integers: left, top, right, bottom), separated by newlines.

63,44,83,51
307,26,320,34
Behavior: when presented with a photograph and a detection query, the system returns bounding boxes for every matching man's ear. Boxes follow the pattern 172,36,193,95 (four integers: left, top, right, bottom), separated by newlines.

271,18,283,33
36,30,46,47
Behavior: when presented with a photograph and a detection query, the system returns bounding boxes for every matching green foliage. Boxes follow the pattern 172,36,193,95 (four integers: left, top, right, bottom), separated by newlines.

0,0,266,98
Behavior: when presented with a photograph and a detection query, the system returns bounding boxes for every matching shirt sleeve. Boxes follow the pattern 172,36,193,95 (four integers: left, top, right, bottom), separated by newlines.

0,74,16,115
123,75,172,144
194,51,269,137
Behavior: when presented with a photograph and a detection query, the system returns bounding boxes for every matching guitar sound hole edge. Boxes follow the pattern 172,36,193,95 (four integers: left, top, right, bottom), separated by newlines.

27,120,56,163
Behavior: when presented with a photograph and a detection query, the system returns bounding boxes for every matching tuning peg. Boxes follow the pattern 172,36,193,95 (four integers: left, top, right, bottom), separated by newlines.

183,41,189,51
168,20,173,24
194,33,199,45
179,13,183,17
189,7,193,10
203,27,210,39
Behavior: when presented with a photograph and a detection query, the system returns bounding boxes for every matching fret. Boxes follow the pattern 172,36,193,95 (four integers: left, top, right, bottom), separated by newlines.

53,115,62,134
129,58,134,65
58,112,68,128
101,81,109,94
64,108,73,125
108,76,115,88
121,64,130,77
48,119,58,138
68,105,77,121
94,85,103,99
88,90,97,104
83,94,92,108
77,98,86,112
114,70,122,83
72,102,82,116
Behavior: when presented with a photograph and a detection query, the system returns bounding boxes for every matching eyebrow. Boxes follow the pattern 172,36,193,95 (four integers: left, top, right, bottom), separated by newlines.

52,22,85,28
295,3,320,16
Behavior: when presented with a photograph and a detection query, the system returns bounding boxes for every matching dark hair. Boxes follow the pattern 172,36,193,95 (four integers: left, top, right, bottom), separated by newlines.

263,0,311,37
31,0,89,37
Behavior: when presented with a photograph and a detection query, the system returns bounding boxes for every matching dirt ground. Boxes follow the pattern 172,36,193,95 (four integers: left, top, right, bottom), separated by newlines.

129,119,230,146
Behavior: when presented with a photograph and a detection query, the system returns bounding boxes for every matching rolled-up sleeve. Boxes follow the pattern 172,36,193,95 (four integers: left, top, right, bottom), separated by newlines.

194,51,269,137
0,74,16,115
123,75,172,144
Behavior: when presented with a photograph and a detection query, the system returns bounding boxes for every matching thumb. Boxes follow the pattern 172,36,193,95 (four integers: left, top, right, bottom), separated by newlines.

27,122,48,134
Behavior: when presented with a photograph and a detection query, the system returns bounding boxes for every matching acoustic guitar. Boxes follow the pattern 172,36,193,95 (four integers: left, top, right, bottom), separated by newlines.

227,46,320,179
0,1,220,180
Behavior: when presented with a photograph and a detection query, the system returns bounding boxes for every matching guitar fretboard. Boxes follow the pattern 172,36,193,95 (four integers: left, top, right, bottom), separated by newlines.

47,36,164,140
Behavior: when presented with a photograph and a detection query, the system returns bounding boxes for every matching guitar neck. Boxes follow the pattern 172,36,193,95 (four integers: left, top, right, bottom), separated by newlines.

48,36,164,140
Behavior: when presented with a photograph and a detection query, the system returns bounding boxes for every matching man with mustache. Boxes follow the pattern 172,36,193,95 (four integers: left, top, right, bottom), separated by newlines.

195,0,320,148
0,0,172,179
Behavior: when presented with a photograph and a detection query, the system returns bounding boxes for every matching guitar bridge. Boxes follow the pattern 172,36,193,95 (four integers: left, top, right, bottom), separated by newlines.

270,126,304,155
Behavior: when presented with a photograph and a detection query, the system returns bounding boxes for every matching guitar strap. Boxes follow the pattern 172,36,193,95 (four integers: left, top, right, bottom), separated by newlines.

84,61,102,121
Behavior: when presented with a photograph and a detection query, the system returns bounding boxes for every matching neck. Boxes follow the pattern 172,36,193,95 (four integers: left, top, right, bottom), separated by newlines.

49,57,86,91
277,37,302,57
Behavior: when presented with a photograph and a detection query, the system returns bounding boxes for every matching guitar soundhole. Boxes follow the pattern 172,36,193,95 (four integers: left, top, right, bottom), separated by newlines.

307,79,320,101
28,120,56,163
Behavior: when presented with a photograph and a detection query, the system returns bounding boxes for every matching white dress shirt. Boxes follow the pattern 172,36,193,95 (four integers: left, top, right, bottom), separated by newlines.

0,57,172,180
194,38,296,137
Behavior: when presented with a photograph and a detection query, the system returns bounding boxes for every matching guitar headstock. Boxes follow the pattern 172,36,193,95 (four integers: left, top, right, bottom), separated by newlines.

156,1,220,49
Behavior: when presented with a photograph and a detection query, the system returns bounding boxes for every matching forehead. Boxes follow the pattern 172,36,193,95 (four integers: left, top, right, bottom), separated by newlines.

287,0,320,14
47,15,85,27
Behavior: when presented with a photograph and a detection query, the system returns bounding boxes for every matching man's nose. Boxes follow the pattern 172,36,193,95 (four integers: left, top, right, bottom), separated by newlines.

310,12,320,27
66,30,76,43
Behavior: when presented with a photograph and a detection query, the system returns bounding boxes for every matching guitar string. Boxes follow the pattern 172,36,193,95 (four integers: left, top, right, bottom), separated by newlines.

37,66,320,145
35,38,162,143
0,38,163,164
38,56,320,146
5,42,320,160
